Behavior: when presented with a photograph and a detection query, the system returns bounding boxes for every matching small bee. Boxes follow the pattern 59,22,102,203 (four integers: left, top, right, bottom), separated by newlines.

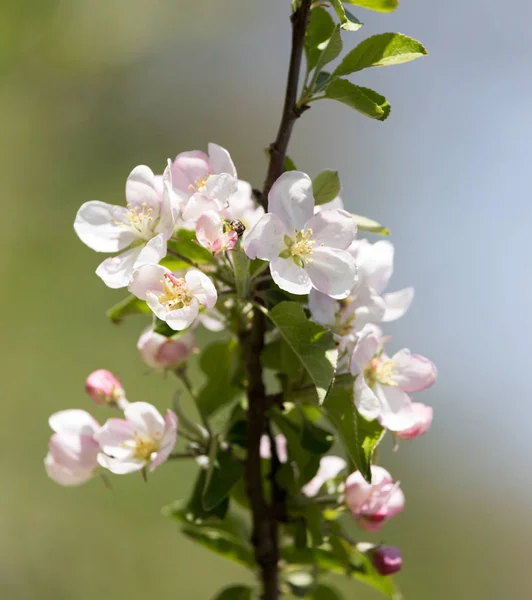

230,219,246,238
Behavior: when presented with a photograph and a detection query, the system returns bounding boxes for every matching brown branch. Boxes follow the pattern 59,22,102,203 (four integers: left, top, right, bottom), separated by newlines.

242,1,313,599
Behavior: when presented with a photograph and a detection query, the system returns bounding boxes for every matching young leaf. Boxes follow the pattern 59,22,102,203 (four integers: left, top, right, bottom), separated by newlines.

330,0,363,32
264,148,297,172
352,213,389,235
305,7,336,71
343,0,398,13
323,380,385,482
314,26,343,77
333,33,428,77
106,294,150,324
300,414,334,455
183,468,229,523
181,524,255,569
310,583,345,599
211,586,253,600
313,170,341,206
198,340,241,417
265,302,338,404
202,449,245,511
326,79,391,121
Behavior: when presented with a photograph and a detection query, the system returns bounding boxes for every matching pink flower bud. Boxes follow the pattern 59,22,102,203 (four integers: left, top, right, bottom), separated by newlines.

369,546,403,576
85,370,124,406
137,329,194,370
395,402,433,440
345,466,405,532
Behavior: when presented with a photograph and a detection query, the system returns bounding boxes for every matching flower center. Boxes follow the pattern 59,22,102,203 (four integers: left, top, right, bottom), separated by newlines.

279,229,315,267
158,272,193,312
188,174,211,192
132,433,160,461
113,202,156,240
364,357,398,388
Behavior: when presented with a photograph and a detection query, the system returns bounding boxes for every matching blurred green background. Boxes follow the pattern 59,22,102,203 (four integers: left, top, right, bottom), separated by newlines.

2,0,532,599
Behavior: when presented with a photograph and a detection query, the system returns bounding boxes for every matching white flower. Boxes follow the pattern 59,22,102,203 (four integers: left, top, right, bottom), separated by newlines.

196,210,238,254
244,172,357,297
95,402,178,474
302,456,347,497
221,180,265,239
74,163,177,288
44,410,101,486
137,328,195,370
129,264,217,331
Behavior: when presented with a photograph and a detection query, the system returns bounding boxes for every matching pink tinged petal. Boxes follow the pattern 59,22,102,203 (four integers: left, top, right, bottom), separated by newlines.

94,418,136,458
146,291,169,321
202,173,238,203
165,299,200,330
270,257,312,295
305,209,357,250
225,180,254,216
150,410,178,471
48,433,99,470
171,150,211,197
353,375,381,421
133,233,167,269
395,402,433,440
302,456,347,497
314,196,345,212
125,165,161,214
308,289,338,327
349,286,386,329
268,171,314,230
128,264,167,300
306,247,357,299
196,211,224,253
49,410,100,437
208,143,237,177
45,453,96,486
381,287,414,322
391,349,437,392
157,161,179,234
74,201,138,252
182,193,221,222
185,270,217,308
350,326,381,374
374,385,417,432
124,402,166,440
243,213,287,261
96,246,142,289
97,453,145,474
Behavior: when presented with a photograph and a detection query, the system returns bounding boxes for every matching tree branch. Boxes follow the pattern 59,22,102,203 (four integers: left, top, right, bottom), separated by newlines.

243,2,313,598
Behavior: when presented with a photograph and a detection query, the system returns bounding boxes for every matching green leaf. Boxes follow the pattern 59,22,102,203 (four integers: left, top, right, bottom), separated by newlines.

203,450,245,511
305,7,335,71
323,380,384,482
330,0,363,31
314,26,343,76
168,228,216,265
284,155,298,172
106,294,150,324
153,316,176,338
343,0,398,13
315,70,331,90
300,414,334,455
352,213,389,235
198,340,241,417
333,32,427,77
313,170,341,206
326,79,391,121
181,524,255,569
211,586,253,600
182,468,229,523
310,583,344,599
266,302,338,404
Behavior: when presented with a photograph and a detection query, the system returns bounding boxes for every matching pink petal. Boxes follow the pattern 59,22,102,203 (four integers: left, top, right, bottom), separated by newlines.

208,143,237,177
124,402,166,439
185,270,217,308
128,264,167,300
125,165,161,212
391,349,437,392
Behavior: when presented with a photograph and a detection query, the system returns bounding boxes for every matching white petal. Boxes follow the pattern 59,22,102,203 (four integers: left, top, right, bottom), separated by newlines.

185,270,217,308
208,143,237,177
268,171,314,230
382,287,414,322
314,196,345,212
124,402,166,439
302,456,347,497
45,454,95,486
354,240,394,295
74,201,138,252
305,209,356,250
202,173,238,202
171,150,210,198
150,410,178,471
157,161,179,233
196,211,224,252
96,246,141,289
374,385,416,432
133,233,167,269
243,213,287,260
270,257,312,295
348,285,386,329
350,327,380,374
146,291,169,321
94,418,136,458
125,165,161,212
306,247,357,299
49,410,100,436
165,300,200,330
128,264,167,300
182,193,220,222
308,289,338,327
391,349,437,392
198,310,225,332
354,376,381,421
97,453,145,474
225,180,254,216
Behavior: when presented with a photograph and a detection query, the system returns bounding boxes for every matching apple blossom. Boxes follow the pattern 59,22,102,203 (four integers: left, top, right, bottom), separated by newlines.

345,466,404,532
44,410,101,486
221,180,265,238
244,171,357,297
350,325,436,432
95,402,177,474
196,210,238,254
128,265,217,331
259,434,288,464
137,328,195,370
74,163,177,288
85,369,126,407
301,455,346,498
395,402,433,440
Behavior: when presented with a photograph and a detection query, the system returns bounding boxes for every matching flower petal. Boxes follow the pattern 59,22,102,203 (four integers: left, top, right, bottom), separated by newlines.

74,201,138,252
244,213,287,261
302,456,347,497
354,375,381,421
45,453,96,486
128,264,167,300
150,410,178,471
171,150,210,198
125,165,161,212
94,418,136,458
124,402,166,439
97,453,145,474
49,409,100,436
382,287,415,322
305,209,356,250
165,299,200,330
350,240,394,295
270,257,312,295
185,270,217,308
202,173,238,203
133,233,167,269
308,289,338,327
374,384,416,432
314,196,345,212
208,143,237,177
268,171,314,230
395,402,433,440
96,246,141,289
196,211,224,252
391,349,437,392
350,327,380,374
306,247,357,299
182,193,221,222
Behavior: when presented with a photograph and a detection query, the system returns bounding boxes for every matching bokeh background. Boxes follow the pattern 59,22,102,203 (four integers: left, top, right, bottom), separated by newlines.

2,0,531,598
